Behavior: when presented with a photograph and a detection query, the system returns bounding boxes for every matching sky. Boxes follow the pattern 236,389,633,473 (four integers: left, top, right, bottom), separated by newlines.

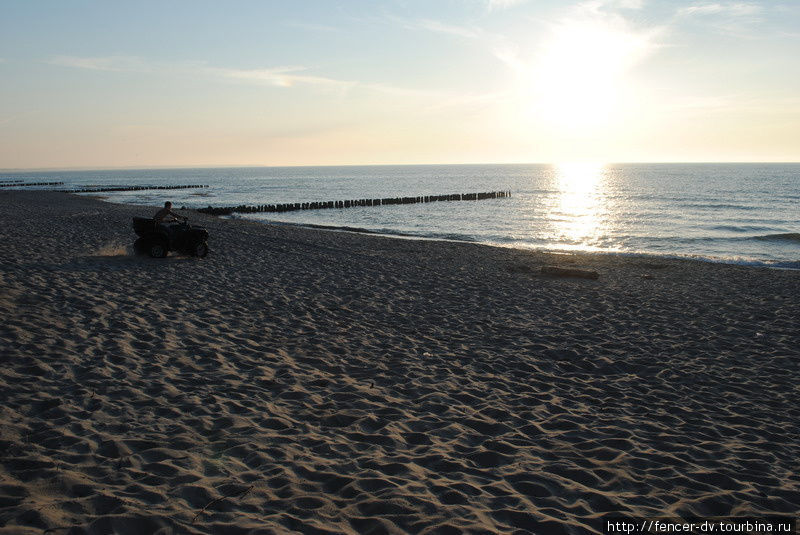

1,0,799,169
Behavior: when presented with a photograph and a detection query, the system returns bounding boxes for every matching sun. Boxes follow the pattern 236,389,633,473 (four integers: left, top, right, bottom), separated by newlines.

528,20,648,132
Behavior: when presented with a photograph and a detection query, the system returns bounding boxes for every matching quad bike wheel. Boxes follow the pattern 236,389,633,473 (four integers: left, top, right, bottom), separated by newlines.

193,241,209,258
133,238,147,255
148,241,168,258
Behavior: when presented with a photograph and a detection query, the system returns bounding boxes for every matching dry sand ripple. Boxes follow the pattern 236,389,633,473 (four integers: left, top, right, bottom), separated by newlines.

1,191,798,534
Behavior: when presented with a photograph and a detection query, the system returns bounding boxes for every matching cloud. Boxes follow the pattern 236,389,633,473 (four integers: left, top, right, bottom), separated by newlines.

283,21,342,33
46,55,436,98
570,0,645,16
617,0,645,8
485,0,526,11
201,65,356,91
416,19,484,39
578,0,646,11
547,1,664,60
411,1,661,81
50,55,351,89
677,2,761,17
406,18,524,71
570,0,650,18
674,2,764,37
48,55,148,72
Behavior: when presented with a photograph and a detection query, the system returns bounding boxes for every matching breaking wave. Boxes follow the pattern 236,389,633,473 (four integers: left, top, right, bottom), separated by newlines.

752,233,800,243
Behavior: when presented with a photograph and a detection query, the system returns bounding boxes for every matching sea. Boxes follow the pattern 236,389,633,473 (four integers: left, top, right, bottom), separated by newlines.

2,163,799,268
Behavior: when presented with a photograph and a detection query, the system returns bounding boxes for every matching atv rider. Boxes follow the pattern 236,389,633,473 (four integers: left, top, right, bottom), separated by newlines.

154,201,183,224
153,201,185,244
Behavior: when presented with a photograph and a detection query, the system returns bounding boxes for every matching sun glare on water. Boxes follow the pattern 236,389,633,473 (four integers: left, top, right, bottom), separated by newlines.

547,162,611,250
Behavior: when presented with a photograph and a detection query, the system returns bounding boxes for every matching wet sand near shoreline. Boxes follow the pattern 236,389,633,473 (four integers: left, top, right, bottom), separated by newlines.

1,191,798,534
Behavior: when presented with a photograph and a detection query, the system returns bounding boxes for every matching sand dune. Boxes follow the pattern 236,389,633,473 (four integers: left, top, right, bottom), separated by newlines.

1,191,798,534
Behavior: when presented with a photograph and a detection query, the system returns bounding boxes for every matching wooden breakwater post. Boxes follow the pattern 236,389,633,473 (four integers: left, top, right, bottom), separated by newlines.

197,190,511,217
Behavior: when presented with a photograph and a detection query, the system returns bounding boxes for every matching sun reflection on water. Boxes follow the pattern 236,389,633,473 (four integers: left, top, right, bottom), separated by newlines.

548,162,610,250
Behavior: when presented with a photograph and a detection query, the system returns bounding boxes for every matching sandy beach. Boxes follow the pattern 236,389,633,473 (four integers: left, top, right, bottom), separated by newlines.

1,191,798,534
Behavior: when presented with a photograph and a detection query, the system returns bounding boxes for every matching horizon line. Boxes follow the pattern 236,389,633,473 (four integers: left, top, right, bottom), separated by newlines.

3,161,800,173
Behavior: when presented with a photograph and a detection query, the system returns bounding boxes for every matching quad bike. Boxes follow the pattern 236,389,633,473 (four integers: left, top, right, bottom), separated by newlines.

132,216,209,258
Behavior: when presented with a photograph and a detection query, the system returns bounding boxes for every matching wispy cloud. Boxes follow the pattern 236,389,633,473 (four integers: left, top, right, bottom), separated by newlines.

409,1,661,79
576,0,646,12
49,55,149,72
201,65,356,91
491,43,525,73
485,0,526,11
283,21,342,33
405,18,522,71
416,19,484,39
538,1,664,66
46,55,437,97
675,2,764,37
209,67,440,97
569,0,653,19
617,0,645,8
50,54,349,89
677,2,761,17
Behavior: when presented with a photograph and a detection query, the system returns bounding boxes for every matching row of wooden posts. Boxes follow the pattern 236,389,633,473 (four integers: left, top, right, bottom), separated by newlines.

0,182,511,216
0,180,208,193
198,190,511,216
0,182,208,192
0,181,64,188
55,184,209,193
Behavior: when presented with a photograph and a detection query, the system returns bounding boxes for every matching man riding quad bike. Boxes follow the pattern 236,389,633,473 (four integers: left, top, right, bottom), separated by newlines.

132,216,209,258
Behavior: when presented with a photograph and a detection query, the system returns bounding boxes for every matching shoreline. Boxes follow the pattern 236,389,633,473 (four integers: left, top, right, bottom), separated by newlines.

231,214,800,271
2,191,799,534
5,160,800,269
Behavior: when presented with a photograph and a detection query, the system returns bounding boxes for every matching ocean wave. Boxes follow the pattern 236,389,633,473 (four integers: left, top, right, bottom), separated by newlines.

645,233,800,244
708,225,776,233
752,233,800,243
681,202,758,210
530,249,800,270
